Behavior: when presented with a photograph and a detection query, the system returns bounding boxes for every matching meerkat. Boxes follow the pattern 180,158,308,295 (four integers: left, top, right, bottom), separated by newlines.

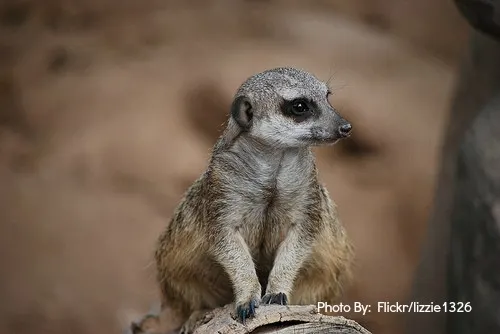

137,67,355,334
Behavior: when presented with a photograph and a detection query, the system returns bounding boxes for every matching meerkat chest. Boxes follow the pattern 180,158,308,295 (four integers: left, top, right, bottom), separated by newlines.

217,147,314,254
236,169,311,255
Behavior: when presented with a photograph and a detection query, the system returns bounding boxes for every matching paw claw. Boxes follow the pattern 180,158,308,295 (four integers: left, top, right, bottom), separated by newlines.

180,310,209,334
236,298,258,324
128,314,161,334
261,292,288,305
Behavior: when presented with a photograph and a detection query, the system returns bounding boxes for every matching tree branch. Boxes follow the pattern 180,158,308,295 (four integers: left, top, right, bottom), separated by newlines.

191,304,371,334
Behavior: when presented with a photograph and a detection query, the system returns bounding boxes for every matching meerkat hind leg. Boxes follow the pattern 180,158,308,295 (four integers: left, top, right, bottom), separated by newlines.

129,314,161,334
179,309,213,334
290,231,353,306
163,258,234,311
156,254,233,333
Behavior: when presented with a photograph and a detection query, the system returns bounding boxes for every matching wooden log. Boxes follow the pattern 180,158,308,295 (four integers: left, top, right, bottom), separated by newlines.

190,304,371,334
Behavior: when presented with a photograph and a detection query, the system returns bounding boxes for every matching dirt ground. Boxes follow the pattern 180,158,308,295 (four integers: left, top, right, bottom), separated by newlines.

0,1,470,334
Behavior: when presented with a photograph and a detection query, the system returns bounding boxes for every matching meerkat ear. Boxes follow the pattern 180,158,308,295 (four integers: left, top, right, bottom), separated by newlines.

231,96,253,131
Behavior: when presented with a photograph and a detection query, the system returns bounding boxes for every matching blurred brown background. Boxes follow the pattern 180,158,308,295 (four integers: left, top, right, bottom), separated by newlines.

0,1,471,334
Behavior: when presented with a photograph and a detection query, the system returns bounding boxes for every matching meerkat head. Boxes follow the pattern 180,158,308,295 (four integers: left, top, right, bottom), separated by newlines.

229,67,352,148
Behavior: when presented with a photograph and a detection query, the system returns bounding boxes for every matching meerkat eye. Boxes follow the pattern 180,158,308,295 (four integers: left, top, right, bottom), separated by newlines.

282,98,316,122
290,100,310,115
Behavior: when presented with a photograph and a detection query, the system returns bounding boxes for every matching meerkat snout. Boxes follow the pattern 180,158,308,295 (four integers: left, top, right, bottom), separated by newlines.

338,123,352,138
229,67,352,148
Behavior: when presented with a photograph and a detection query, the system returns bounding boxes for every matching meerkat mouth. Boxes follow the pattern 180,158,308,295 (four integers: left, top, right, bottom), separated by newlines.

320,137,341,145
303,135,341,146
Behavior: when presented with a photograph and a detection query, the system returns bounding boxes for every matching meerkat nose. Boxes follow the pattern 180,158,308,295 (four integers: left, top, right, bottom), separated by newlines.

338,123,352,137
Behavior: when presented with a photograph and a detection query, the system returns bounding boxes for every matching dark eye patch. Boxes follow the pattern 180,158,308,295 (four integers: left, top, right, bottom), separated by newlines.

281,98,318,123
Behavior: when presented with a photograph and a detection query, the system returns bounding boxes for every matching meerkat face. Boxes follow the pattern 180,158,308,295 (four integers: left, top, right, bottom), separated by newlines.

231,67,352,148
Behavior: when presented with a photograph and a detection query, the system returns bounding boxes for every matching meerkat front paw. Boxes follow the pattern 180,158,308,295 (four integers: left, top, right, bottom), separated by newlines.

235,297,260,324
262,292,288,305
234,283,261,325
